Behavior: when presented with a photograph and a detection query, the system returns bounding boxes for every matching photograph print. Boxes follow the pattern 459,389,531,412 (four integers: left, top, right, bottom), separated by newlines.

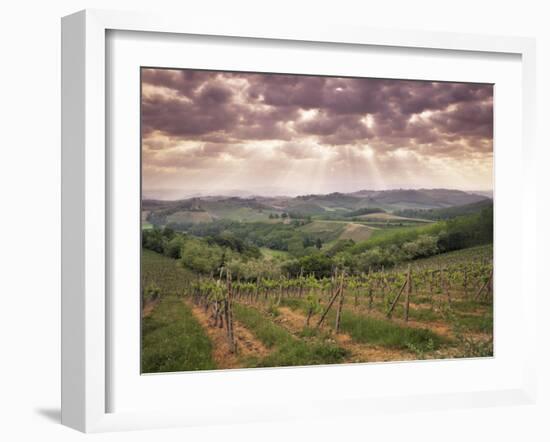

141,68,494,374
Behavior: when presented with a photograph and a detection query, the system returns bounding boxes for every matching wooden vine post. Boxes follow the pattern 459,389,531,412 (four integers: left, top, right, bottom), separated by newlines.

386,278,407,319
316,269,341,328
475,269,493,301
225,269,236,353
277,277,283,306
403,264,412,322
298,267,304,298
254,275,260,303
334,270,346,333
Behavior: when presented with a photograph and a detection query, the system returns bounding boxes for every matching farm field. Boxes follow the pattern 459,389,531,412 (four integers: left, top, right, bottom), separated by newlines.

139,68,494,374
142,238,493,372
141,193,493,372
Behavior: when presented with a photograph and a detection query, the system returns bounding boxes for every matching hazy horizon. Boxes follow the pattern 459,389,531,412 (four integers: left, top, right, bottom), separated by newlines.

142,69,493,200
142,186,493,201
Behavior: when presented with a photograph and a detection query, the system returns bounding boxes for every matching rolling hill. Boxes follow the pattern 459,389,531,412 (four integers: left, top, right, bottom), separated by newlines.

394,199,493,221
143,188,491,226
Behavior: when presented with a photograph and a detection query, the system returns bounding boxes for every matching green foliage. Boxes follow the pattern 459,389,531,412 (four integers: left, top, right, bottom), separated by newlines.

233,304,292,348
305,292,323,316
257,341,348,368
325,239,355,257
141,227,170,254
406,338,435,359
180,237,225,274
164,235,186,259
338,310,447,350
335,210,493,272
343,207,386,217
401,234,439,259
141,297,216,373
141,248,195,297
143,282,161,303
395,199,493,221
233,304,348,367
267,301,281,317
443,309,494,357
226,257,282,280
282,252,333,278
452,312,493,334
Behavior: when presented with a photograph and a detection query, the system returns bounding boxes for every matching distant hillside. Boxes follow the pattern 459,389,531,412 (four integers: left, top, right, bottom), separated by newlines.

394,199,493,221
352,188,488,208
143,188,491,226
288,188,488,214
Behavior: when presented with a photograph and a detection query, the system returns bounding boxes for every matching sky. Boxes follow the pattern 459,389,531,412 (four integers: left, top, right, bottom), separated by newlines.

141,68,493,200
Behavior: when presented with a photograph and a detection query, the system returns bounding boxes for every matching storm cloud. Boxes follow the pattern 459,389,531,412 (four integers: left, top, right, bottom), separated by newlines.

141,68,493,198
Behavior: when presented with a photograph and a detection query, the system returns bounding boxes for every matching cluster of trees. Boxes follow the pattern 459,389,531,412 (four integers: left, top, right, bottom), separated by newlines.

394,200,493,221
278,207,493,277
268,212,287,219
266,211,313,221
343,207,385,217
165,219,320,256
143,207,493,281
142,228,261,271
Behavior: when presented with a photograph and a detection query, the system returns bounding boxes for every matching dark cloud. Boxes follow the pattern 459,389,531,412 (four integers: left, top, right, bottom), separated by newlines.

141,68,493,157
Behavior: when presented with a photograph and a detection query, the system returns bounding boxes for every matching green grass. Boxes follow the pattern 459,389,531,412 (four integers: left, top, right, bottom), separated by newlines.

387,302,440,322
281,298,446,351
366,223,440,244
166,210,213,224
260,247,290,260
451,299,489,313
206,206,275,222
297,220,346,242
395,244,493,271
338,310,447,351
258,341,348,368
141,296,216,373
233,304,348,367
233,304,292,348
142,248,195,296
453,312,493,334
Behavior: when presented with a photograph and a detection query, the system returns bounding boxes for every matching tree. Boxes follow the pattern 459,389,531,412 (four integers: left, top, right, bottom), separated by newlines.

180,238,224,274
315,238,323,250
164,235,186,259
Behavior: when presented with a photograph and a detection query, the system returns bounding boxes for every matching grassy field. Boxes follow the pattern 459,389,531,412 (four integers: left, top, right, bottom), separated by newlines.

260,247,290,260
166,210,214,224
142,296,216,373
281,298,446,352
204,205,277,222
338,223,375,241
141,201,493,372
298,220,375,243
142,248,195,296
356,212,432,223
233,304,349,367
394,244,493,271
298,220,346,241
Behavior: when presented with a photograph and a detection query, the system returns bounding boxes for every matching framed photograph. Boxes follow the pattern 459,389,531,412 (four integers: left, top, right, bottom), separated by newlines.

61,9,537,432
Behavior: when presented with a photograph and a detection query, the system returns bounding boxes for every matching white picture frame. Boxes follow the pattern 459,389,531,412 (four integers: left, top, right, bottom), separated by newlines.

61,9,537,433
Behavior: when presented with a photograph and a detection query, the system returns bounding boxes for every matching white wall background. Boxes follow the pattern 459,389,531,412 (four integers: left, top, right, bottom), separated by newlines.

0,1,548,441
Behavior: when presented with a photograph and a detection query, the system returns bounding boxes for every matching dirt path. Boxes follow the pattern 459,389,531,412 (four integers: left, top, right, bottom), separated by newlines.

275,306,416,363
187,301,269,369
141,299,159,318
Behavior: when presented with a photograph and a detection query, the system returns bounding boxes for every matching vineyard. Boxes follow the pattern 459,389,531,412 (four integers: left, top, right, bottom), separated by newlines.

142,244,493,372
